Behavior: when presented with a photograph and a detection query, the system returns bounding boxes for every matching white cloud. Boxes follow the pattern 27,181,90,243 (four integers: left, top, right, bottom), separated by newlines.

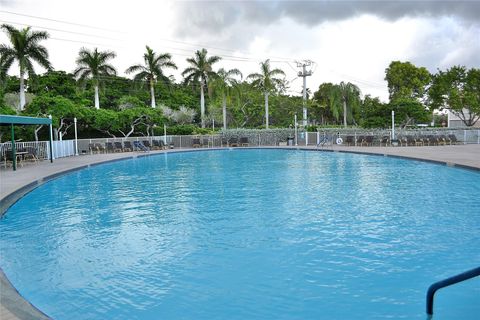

1,0,478,103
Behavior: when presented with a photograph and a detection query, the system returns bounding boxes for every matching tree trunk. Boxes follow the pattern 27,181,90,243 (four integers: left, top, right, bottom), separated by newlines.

19,70,26,111
150,80,156,108
222,93,227,130
94,85,100,109
200,82,205,128
265,91,269,129
343,98,347,127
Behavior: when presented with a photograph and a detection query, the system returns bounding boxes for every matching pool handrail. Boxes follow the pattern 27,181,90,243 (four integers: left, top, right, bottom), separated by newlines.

426,266,480,315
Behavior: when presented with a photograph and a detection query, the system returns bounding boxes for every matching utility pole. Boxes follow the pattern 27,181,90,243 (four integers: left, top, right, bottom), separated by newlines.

296,60,313,127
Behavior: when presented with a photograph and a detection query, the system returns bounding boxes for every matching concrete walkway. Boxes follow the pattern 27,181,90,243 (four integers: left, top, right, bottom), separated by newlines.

1,145,479,319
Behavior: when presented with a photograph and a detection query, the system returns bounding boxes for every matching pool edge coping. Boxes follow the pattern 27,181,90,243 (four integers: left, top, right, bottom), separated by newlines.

1,146,479,320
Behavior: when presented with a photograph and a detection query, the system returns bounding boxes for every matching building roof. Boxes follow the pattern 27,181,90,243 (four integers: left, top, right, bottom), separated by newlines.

0,115,51,126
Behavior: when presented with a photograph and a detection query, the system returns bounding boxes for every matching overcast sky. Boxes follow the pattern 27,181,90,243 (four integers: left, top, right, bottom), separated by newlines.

1,0,479,101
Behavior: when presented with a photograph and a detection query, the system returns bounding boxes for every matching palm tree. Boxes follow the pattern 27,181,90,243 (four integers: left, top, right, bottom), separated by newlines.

247,59,285,129
0,24,52,111
126,46,177,108
182,48,221,128
73,47,116,109
212,68,242,130
337,81,361,127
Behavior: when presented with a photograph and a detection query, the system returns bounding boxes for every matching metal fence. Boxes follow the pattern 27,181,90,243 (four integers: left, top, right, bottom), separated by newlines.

1,128,479,162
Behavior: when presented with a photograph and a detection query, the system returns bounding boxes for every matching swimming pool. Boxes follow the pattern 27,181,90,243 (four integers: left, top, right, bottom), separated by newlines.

1,149,479,319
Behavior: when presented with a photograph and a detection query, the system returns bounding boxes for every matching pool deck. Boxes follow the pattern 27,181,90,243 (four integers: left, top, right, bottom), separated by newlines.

1,144,479,319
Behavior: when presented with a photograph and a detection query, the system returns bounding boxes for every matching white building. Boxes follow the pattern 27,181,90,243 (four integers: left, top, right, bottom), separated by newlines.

447,109,480,128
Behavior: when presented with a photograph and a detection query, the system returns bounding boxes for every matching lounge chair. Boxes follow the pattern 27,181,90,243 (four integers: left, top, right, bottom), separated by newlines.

240,137,249,147
437,135,447,146
380,136,390,146
114,142,123,152
356,135,365,146
201,137,210,148
142,140,152,149
159,140,167,149
229,137,239,147
345,135,354,146
192,138,201,148
151,140,162,150
123,141,133,152
89,143,98,154
364,136,374,146
448,134,458,145
94,143,105,153
133,141,149,152
413,136,424,146
105,142,115,153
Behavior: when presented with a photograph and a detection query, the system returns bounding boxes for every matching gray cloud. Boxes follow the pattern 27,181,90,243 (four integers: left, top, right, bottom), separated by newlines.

173,1,480,38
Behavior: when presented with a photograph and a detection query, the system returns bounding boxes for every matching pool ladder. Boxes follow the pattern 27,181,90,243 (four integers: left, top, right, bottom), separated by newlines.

426,266,480,316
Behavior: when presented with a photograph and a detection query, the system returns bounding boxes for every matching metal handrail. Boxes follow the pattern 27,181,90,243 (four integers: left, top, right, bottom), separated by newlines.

426,266,480,315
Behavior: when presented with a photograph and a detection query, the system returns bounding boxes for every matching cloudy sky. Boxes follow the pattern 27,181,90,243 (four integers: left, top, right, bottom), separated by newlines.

1,0,479,101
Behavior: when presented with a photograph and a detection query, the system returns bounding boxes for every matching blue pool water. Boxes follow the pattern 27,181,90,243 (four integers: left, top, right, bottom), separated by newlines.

1,149,479,319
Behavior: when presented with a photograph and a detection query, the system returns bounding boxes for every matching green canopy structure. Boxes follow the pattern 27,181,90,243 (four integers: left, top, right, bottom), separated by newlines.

0,115,54,171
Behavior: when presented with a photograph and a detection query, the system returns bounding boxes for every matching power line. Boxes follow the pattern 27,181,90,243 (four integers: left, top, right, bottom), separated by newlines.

0,10,124,33
0,20,121,41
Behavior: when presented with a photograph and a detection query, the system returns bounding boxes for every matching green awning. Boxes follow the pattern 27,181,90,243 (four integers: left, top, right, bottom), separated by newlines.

0,115,52,126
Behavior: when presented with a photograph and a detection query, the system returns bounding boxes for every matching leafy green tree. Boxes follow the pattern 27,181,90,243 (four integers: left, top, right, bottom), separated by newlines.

24,95,87,140
337,81,361,127
0,24,52,110
360,95,389,128
182,48,221,128
74,47,117,109
312,83,338,124
389,98,430,127
385,61,431,102
29,71,78,100
126,46,177,108
429,66,480,126
247,59,285,129
90,109,119,137
211,68,242,130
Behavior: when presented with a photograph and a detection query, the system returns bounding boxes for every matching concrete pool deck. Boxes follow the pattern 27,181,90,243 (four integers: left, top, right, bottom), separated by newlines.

1,145,479,319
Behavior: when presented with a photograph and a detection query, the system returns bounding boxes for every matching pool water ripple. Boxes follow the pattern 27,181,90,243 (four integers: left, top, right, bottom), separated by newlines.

1,149,479,319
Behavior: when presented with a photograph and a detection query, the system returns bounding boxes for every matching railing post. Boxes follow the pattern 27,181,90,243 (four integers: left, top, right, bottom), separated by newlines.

464,130,467,145
426,266,480,316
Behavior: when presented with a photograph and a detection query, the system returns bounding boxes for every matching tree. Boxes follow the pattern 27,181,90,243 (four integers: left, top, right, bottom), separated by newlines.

126,46,177,108
73,47,117,109
360,95,389,128
385,61,431,102
312,82,360,126
389,98,430,128
211,68,242,130
182,48,221,128
429,66,480,126
24,95,87,140
313,83,341,124
247,59,285,129
29,70,78,100
338,81,361,127
0,24,52,110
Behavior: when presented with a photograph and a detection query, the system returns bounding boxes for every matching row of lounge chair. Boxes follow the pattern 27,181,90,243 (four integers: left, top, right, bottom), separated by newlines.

192,137,250,148
89,140,169,154
342,134,459,147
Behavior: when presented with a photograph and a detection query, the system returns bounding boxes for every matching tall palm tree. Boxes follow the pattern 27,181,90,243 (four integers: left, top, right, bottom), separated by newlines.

126,46,177,108
212,68,242,130
337,81,361,127
73,47,116,109
182,48,221,128
247,59,285,129
0,24,52,111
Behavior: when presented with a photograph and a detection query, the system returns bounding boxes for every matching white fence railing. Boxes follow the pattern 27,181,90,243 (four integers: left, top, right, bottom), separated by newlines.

0,140,75,160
